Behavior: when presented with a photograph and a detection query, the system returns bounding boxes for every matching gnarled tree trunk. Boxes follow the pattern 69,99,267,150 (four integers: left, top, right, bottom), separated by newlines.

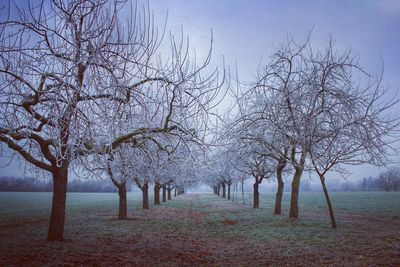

253,179,260,208
167,185,173,200
48,164,69,241
154,182,160,205
162,185,167,202
274,158,286,215
142,182,149,209
222,182,226,198
289,166,304,218
117,182,127,219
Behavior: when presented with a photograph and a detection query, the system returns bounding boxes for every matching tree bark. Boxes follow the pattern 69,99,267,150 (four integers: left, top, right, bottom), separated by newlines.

142,182,149,209
162,185,167,202
117,182,127,219
47,164,68,241
241,179,245,205
227,182,231,200
222,182,226,198
167,185,172,200
274,159,286,215
154,182,160,205
253,180,259,208
320,175,337,228
289,166,304,218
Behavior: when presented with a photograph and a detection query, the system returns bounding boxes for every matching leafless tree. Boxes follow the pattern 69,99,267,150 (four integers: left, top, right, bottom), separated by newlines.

106,149,131,219
304,40,398,228
254,35,398,226
0,0,223,241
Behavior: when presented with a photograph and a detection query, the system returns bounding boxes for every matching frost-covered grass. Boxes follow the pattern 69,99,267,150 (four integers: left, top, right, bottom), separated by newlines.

0,191,399,266
235,191,400,217
0,192,141,221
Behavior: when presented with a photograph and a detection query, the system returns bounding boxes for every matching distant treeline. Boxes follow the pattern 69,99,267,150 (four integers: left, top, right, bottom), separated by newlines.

327,168,399,192
0,176,123,192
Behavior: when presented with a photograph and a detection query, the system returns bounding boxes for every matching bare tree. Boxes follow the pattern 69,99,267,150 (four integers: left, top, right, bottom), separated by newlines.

303,40,398,228
253,35,398,226
228,137,274,208
106,151,130,219
0,0,222,241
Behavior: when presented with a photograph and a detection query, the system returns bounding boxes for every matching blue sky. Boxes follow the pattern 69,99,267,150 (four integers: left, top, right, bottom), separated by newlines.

1,0,399,181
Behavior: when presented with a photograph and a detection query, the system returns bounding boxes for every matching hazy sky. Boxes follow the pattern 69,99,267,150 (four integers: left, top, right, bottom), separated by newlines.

149,0,400,84
1,0,399,181
134,0,400,182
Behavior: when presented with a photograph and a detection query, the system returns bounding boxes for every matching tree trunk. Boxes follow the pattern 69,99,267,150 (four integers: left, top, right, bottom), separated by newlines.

162,185,167,202
142,182,149,209
217,184,220,196
154,182,160,205
222,182,226,198
289,167,304,218
253,180,259,208
48,165,68,241
167,186,172,200
241,179,245,205
227,183,231,200
320,175,337,228
274,161,286,215
174,187,177,197
274,179,284,215
118,183,127,219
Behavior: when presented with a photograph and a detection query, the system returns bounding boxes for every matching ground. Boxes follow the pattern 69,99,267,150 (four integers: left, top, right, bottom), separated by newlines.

0,191,399,266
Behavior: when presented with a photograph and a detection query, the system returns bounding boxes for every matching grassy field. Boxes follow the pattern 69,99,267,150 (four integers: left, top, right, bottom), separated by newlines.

0,191,399,266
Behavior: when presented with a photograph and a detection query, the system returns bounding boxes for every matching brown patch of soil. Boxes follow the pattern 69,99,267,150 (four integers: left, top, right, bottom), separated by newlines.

222,219,236,225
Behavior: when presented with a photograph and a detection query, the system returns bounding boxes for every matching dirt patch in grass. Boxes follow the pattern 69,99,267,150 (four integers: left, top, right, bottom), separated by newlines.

222,219,237,225
1,193,399,266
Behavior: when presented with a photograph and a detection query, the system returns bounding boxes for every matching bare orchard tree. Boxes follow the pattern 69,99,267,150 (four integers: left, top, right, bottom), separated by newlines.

302,40,398,228
83,143,137,219
238,149,274,209
105,149,131,220
227,123,275,208
1,0,158,240
254,35,398,226
0,0,222,241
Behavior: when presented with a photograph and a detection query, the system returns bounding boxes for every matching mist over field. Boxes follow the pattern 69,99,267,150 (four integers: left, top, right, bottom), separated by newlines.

0,0,399,266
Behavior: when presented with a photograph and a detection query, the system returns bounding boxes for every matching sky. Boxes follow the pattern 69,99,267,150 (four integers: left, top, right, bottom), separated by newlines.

145,0,400,182
1,0,400,183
